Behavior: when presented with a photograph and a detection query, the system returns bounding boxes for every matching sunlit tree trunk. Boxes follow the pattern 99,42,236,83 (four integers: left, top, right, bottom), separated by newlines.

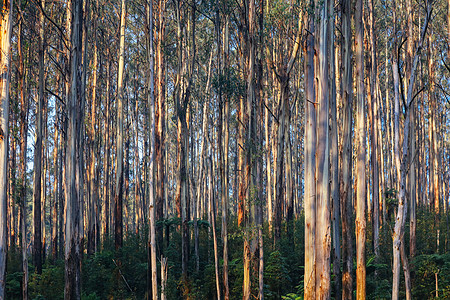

146,0,158,297
304,0,316,295
222,14,230,299
315,0,331,297
428,34,439,251
355,0,366,296
114,0,126,250
0,0,12,297
155,0,166,249
87,9,98,255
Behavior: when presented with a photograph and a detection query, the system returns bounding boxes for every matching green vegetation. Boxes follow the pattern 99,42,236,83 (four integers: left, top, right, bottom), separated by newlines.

5,207,450,299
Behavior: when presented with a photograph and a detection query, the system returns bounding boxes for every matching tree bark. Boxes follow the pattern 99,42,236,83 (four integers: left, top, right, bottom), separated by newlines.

329,0,341,296
17,10,29,298
355,0,366,296
391,5,431,299
114,0,126,250
315,0,331,297
340,0,353,296
33,0,46,274
102,54,111,242
64,0,84,297
0,0,12,297
155,0,166,248
222,14,230,299
304,0,316,296
146,0,158,297
368,0,380,259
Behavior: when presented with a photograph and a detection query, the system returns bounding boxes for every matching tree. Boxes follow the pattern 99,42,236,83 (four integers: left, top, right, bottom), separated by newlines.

64,0,84,297
33,0,46,275
303,0,316,295
0,0,12,298
115,0,126,250
391,3,432,299
314,0,331,297
146,0,158,297
340,0,354,296
355,0,366,296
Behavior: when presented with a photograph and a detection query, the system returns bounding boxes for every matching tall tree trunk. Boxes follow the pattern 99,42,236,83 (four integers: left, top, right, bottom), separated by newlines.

340,0,353,296
355,0,366,296
221,13,231,298
368,0,380,259
52,96,59,260
65,0,84,297
304,0,316,295
0,0,12,297
428,35,439,251
391,5,431,299
114,0,126,250
155,0,166,249
174,0,195,282
407,0,416,259
33,0,46,275
329,0,341,296
315,0,331,297
17,11,29,298
102,55,111,242
87,12,98,256
146,0,158,297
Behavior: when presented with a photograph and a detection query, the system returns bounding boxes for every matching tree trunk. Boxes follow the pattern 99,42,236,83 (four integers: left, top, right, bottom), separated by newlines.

222,14,230,299
0,0,12,297
355,0,366,296
17,11,29,298
368,0,380,259
304,0,316,296
155,0,166,249
102,55,111,242
340,0,353,296
87,13,98,256
146,0,158,297
33,0,46,274
315,0,331,297
329,0,340,295
391,5,431,299
114,0,126,250
161,256,168,300
64,0,84,297
209,158,221,300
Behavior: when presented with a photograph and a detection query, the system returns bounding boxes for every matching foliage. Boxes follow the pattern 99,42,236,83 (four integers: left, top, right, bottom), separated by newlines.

5,208,450,299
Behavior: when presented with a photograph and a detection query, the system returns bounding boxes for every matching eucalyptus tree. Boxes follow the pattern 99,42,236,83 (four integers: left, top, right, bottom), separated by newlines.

114,0,126,250
0,0,13,298
146,0,157,297
391,3,432,299
355,0,366,295
339,0,353,296
64,0,85,297
33,0,46,275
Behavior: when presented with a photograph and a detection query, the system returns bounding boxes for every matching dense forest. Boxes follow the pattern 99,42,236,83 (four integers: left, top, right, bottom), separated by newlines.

0,0,449,298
